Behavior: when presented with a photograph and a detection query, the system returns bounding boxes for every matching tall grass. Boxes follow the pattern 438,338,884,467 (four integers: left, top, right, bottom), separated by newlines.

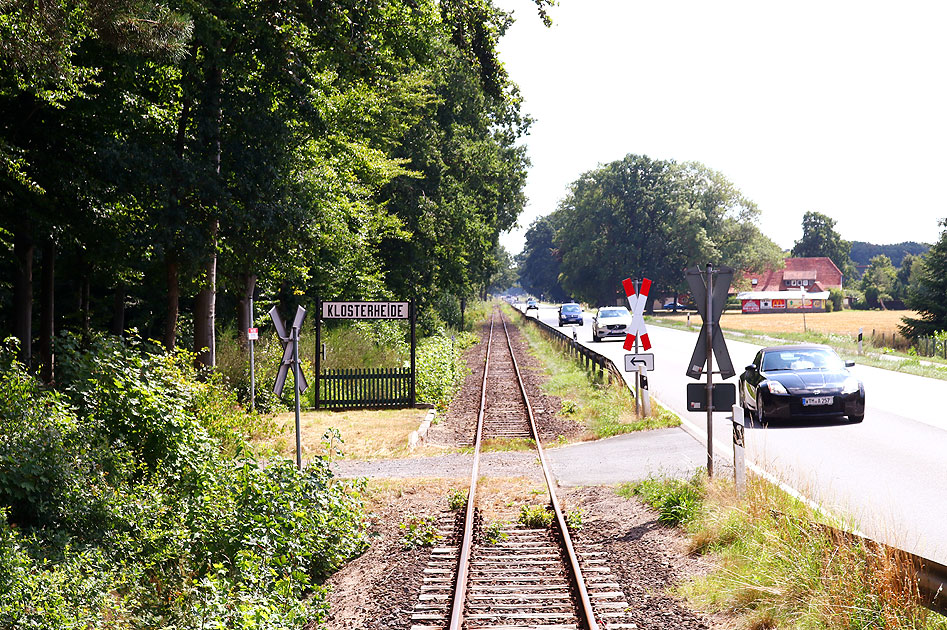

631,473,947,630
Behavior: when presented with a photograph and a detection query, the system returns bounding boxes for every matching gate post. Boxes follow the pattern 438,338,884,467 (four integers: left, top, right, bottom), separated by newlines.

315,295,321,410
410,300,417,406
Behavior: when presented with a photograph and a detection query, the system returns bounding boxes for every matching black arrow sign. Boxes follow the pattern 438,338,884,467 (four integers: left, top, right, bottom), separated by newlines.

269,305,309,396
685,265,735,380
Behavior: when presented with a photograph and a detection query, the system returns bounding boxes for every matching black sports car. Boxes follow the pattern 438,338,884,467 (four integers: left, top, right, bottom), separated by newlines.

739,344,865,423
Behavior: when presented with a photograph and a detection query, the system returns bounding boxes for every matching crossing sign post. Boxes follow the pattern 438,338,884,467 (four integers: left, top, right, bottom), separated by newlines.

269,305,308,470
622,277,652,417
684,264,734,477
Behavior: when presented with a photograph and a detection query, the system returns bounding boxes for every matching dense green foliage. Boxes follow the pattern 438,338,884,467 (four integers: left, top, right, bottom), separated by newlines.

0,337,368,628
625,473,704,526
1,0,539,374
850,240,929,267
901,220,947,338
791,211,856,283
516,216,568,301
520,155,783,306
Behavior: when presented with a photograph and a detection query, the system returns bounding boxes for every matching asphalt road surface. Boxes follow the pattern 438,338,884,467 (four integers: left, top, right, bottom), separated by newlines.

522,303,947,564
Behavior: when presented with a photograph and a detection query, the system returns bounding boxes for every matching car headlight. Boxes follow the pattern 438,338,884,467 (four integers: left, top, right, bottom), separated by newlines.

765,380,788,395
842,377,861,394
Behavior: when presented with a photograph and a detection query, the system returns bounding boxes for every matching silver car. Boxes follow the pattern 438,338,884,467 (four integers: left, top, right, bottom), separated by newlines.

592,306,632,342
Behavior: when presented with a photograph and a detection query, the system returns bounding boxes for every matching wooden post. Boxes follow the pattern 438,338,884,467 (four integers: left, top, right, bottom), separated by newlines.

315,296,322,410
410,300,417,406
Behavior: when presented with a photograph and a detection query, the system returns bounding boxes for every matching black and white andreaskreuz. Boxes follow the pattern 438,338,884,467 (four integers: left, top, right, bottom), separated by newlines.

321,301,410,319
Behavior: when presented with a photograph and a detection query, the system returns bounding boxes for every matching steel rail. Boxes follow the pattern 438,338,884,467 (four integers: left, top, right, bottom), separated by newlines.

447,311,494,629
500,315,601,630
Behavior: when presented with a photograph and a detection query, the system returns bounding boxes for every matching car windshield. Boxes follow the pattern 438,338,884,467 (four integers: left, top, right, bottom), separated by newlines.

762,348,845,372
562,305,580,313
599,309,628,318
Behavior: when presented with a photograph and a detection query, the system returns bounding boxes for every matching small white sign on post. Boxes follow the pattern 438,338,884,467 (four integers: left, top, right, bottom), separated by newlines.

247,327,259,341
623,353,655,372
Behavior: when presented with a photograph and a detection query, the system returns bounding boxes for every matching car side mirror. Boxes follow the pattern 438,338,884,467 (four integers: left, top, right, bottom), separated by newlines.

845,360,855,367
745,364,757,372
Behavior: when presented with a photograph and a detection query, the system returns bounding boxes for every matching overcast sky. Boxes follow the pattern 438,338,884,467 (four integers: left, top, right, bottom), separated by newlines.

495,0,947,256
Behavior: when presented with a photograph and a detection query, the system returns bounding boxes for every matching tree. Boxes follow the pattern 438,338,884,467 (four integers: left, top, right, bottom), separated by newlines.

791,211,854,283
860,254,896,309
551,155,781,307
517,216,568,302
901,220,947,338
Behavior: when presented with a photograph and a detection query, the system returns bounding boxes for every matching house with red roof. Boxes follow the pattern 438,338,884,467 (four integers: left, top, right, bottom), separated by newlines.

737,257,842,313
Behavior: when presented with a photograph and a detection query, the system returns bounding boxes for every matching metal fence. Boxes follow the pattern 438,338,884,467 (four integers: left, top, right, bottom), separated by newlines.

318,367,412,409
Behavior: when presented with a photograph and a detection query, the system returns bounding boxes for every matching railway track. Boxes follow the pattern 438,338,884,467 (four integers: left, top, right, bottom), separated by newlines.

410,308,637,630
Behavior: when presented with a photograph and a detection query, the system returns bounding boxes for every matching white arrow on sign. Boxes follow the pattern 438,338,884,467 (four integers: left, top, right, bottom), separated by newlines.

624,352,655,372
622,277,651,351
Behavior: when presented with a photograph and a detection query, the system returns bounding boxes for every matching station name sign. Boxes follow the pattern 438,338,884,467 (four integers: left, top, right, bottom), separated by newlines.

322,301,410,319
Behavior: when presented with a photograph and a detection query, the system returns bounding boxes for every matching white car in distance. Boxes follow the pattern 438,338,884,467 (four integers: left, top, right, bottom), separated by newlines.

592,306,632,342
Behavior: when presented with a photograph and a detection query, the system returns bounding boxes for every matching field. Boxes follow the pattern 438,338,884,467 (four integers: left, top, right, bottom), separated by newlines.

655,309,915,338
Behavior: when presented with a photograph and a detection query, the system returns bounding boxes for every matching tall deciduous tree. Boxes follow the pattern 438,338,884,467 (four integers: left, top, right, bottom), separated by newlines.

791,211,854,283
517,216,567,301
551,155,781,307
860,254,896,309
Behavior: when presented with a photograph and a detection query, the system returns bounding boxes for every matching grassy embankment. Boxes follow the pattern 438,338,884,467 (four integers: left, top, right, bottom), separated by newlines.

620,473,947,630
502,303,680,440
649,309,947,381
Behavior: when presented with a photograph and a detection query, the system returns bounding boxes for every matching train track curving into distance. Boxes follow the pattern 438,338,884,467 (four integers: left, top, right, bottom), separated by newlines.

410,307,637,630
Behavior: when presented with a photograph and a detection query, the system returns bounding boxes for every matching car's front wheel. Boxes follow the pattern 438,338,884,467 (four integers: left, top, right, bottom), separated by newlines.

756,392,768,426
849,414,864,423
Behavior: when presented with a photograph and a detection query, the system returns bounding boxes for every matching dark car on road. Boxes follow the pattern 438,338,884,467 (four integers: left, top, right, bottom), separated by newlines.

739,344,865,424
558,303,583,326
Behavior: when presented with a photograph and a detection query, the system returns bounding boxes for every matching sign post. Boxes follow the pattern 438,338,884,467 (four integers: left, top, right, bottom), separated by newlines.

684,264,735,477
248,295,256,412
622,277,652,417
270,305,309,470
858,327,863,355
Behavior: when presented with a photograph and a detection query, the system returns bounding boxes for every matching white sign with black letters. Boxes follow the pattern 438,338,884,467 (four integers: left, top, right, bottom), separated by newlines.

322,301,410,319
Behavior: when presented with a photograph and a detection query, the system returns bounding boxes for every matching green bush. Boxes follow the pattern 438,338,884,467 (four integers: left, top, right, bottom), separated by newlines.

0,335,370,629
631,472,705,526
518,504,553,528
416,330,478,410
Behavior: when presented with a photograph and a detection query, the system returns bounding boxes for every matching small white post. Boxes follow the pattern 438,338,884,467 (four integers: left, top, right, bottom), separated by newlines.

639,364,651,417
858,327,863,355
731,404,746,496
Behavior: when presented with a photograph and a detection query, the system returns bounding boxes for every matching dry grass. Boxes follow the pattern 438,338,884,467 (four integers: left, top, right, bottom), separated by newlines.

657,309,916,337
259,408,428,460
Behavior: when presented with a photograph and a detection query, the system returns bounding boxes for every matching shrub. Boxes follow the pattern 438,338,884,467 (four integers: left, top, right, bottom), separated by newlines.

416,330,478,410
399,515,441,549
632,473,705,526
447,488,467,510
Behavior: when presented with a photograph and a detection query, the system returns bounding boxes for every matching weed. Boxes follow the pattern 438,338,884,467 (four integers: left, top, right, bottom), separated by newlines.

518,504,553,529
399,515,442,549
566,508,584,532
560,399,579,414
447,488,467,510
628,471,705,526
483,521,508,545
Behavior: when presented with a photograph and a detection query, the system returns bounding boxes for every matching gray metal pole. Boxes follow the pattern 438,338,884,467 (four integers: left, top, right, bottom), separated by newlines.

249,296,255,412
293,325,302,470
706,263,714,477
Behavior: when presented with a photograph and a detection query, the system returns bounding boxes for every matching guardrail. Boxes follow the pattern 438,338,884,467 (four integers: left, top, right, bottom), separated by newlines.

511,306,628,391
512,304,946,617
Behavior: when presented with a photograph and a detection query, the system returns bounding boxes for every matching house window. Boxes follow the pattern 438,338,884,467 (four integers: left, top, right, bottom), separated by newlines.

802,279,808,286
751,278,758,286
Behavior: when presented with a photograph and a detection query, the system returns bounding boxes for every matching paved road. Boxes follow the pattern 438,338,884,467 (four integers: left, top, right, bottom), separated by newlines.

523,303,947,564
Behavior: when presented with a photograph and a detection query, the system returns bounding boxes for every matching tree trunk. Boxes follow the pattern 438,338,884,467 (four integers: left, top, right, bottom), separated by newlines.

164,256,179,350
81,273,91,337
12,227,34,365
39,240,55,383
111,283,125,336
237,272,257,348
193,220,218,367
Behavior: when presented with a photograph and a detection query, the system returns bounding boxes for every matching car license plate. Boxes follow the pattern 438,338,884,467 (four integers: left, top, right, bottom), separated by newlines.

802,396,833,406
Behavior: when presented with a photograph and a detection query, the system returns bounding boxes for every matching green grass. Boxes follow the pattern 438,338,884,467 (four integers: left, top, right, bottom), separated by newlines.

506,305,680,439
622,473,947,630
647,315,947,382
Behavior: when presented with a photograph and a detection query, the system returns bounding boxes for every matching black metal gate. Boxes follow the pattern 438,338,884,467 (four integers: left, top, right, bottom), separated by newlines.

318,367,413,409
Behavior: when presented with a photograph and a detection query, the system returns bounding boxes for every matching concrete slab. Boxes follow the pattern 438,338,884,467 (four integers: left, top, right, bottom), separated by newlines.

545,427,709,486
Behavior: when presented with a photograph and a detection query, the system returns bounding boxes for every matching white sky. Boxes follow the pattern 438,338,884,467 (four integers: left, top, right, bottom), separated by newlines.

496,0,947,256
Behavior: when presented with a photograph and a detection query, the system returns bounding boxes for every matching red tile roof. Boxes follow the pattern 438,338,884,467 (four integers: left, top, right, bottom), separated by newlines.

743,257,842,292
